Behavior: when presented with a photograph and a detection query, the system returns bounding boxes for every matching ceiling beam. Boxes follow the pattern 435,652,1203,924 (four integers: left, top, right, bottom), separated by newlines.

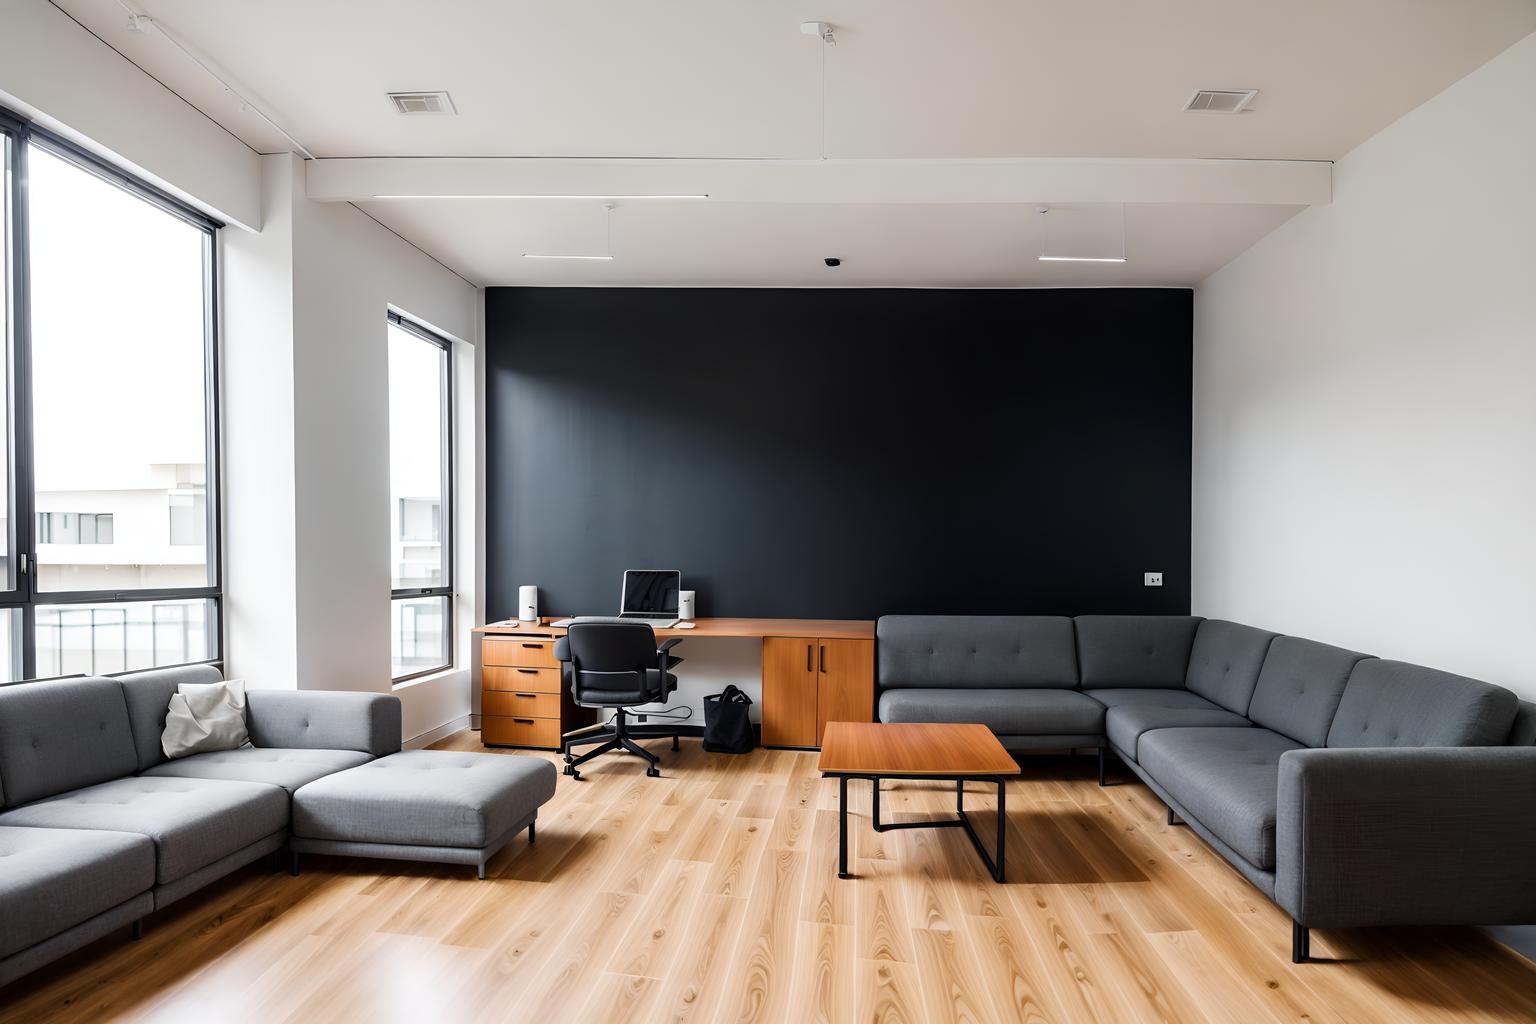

306,156,1330,207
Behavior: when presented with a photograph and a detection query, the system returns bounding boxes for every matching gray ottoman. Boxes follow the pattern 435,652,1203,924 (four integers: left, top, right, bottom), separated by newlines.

289,750,557,878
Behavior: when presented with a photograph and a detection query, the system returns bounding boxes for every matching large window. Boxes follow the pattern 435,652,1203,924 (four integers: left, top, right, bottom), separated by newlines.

0,107,220,681
388,312,451,682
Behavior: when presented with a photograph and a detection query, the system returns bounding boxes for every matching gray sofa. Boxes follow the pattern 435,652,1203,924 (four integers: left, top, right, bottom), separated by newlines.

877,614,1536,961
0,665,552,990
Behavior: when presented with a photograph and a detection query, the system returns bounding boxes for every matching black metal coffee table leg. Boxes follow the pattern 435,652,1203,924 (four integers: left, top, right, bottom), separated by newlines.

853,773,1006,883
838,774,850,879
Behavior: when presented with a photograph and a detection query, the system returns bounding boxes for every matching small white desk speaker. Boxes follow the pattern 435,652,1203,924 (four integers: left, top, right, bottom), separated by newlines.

679,590,696,621
518,585,539,622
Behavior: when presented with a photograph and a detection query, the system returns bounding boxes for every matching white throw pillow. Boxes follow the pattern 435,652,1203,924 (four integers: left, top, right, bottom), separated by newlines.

161,678,253,759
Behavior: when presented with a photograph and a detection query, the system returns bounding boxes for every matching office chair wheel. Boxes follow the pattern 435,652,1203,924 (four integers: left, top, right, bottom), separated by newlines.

646,766,661,778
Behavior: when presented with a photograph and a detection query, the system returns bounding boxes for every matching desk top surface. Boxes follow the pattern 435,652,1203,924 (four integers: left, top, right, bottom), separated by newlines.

818,723,1020,777
474,616,875,640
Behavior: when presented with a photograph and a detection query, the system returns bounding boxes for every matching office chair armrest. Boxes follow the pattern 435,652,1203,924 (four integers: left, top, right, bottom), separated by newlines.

658,638,684,654
657,637,685,671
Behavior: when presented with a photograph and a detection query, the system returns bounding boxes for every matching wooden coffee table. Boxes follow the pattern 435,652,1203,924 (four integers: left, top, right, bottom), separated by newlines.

818,722,1020,883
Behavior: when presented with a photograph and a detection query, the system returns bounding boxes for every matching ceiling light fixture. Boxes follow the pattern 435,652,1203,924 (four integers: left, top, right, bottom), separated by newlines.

1037,256,1128,263
372,194,708,200
522,202,618,261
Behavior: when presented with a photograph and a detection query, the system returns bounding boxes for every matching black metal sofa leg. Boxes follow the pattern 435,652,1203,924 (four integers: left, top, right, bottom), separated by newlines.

1292,920,1310,963
1097,746,1107,786
131,919,143,941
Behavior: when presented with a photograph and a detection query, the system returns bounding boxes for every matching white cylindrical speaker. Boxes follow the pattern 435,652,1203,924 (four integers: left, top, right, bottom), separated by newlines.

678,590,696,621
518,585,539,622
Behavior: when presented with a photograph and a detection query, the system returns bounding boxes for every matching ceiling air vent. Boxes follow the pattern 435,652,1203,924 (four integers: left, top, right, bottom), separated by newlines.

388,91,457,115
1183,89,1258,113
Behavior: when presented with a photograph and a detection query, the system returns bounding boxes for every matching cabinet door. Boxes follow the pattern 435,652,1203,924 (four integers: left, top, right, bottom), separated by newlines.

761,636,819,747
816,638,875,745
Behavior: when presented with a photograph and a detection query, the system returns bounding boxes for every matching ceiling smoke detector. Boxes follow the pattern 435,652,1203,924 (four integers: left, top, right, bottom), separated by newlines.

1183,89,1258,113
388,91,457,115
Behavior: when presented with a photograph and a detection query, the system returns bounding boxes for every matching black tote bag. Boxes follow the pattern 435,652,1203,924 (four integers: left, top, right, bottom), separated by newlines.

703,685,756,754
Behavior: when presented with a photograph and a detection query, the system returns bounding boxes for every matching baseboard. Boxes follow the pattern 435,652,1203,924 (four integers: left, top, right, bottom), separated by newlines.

405,715,473,750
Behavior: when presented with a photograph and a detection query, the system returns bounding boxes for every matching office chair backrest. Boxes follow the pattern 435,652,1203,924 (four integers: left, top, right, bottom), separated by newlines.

566,621,660,700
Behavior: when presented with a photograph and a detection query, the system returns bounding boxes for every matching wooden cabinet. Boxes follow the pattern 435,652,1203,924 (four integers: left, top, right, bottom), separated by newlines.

815,638,875,745
761,635,875,748
479,631,591,750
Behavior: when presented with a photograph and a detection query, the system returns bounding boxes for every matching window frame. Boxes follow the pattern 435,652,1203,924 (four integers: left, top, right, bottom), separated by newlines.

387,310,453,684
0,105,224,681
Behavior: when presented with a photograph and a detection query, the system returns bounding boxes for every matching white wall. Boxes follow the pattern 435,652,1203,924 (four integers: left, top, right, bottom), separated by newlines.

1193,33,1536,701
0,0,259,228
288,176,480,740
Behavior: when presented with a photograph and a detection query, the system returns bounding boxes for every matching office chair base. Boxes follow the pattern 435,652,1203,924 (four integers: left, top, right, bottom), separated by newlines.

562,710,679,779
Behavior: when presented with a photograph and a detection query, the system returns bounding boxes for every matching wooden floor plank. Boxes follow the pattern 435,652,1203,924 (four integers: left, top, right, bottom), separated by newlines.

3,738,1534,1024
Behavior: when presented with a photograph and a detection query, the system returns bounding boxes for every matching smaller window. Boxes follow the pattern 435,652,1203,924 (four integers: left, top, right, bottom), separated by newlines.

38,512,114,544
169,492,206,546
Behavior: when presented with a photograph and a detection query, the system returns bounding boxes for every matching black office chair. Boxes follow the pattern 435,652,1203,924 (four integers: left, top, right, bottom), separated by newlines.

554,622,685,779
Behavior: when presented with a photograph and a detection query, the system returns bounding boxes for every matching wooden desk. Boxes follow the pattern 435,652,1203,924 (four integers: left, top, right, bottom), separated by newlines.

472,617,876,750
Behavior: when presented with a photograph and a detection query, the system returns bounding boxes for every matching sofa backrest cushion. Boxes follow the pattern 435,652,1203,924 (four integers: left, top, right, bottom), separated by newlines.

1327,659,1519,748
117,664,225,771
877,616,1078,689
1184,619,1279,714
1246,637,1371,747
1247,635,1370,749
0,677,137,806
1509,701,1536,747
1074,616,1203,689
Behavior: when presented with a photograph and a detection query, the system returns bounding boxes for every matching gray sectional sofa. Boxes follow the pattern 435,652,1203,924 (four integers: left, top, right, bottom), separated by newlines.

877,614,1536,961
0,665,554,990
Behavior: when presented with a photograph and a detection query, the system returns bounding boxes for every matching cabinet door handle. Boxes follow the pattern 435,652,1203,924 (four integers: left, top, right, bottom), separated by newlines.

820,645,826,673
806,644,813,672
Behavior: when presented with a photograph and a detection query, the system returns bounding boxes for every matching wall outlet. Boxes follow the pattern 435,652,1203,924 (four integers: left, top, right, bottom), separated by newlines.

1144,572,1164,587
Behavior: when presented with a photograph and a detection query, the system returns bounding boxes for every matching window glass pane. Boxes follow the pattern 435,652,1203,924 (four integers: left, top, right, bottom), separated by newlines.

392,595,447,678
0,608,20,682
34,598,213,677
388,323,446,589
27,144,211,592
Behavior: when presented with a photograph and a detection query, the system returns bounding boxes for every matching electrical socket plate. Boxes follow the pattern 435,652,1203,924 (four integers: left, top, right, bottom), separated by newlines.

1144,572,1164,587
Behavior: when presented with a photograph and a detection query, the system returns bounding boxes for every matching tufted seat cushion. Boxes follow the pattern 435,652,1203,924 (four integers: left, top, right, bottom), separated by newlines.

878,687,1106,736
291,751,557,849
141,747,373,793
0,826,154,959
0,777,289,885
1138,727,1304,869
1085,689,1252,758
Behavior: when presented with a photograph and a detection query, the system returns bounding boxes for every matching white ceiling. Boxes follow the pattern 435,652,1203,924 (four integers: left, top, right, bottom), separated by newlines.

52,0,1536,286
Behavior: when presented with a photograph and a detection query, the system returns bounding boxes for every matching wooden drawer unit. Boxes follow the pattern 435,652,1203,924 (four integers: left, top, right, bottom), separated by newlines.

481,715,563,749
483,637,559,669
483,665,563,693
483,690,562,719
478,632,585,750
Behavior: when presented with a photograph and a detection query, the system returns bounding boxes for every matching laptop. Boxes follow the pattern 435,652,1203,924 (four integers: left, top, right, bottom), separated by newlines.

555,569,682,629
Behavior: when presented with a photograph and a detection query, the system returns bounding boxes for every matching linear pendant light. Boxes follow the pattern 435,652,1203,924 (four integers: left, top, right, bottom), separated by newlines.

523,202,617,261
373,194,708,200
1037,205,1128,263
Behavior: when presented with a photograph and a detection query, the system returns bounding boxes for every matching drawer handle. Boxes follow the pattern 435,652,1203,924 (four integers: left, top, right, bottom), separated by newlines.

520,643,542,649
513,718,535,724
514,692,537,699
516,668,537,674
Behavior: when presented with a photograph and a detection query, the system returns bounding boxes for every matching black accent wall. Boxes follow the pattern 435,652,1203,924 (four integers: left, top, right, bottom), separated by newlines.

485,288,1191,621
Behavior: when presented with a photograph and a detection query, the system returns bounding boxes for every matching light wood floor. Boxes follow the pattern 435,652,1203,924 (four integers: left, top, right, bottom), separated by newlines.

4,733,1535,1023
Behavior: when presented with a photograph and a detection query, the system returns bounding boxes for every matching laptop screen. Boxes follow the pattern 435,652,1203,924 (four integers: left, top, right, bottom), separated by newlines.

621,570,681,615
